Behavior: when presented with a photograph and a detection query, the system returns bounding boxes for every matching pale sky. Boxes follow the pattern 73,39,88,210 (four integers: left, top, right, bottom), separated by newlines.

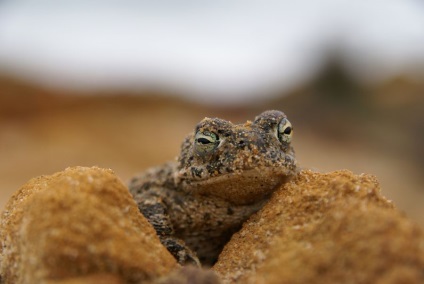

0,0,423,104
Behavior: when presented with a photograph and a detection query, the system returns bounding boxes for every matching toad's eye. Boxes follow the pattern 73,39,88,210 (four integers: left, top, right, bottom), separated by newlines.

277,118,293,144
194,131,219,154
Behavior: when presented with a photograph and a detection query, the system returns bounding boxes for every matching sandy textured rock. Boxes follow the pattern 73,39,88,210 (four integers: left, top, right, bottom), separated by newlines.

46,273,124,284
0,166,177,283
213,170,424,284
152,266,221,284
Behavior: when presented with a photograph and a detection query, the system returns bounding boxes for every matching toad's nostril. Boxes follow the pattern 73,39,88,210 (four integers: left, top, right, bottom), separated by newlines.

237,139,248,148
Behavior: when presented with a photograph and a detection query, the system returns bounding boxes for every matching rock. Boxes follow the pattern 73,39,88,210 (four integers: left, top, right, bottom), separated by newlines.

2,167,423,283
213,170,424,283
153,266,221,284
45,273,124,284
0,166,178,283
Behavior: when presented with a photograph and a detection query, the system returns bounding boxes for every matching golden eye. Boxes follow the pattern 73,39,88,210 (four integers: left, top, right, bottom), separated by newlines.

194,131,219,154
278,118,293,144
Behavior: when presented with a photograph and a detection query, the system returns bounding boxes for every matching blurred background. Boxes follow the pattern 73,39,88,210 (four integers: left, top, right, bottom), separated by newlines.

0,1,423,226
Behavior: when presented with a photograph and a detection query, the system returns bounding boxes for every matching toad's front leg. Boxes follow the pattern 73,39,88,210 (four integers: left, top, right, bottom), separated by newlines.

133,191,200,266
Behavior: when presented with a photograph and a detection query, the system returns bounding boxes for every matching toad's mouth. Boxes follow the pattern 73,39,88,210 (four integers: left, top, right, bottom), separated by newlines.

177,167,295,205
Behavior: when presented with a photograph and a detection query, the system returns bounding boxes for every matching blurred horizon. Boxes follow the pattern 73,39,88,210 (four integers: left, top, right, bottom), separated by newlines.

0,0,423,105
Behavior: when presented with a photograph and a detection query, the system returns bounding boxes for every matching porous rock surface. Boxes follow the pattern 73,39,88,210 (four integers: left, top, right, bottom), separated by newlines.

0,166,177,283
213,170,424,283
1,168,423,283
153,266,221,284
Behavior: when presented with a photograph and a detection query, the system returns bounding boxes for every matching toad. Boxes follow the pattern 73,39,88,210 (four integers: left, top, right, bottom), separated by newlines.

129,110,298,266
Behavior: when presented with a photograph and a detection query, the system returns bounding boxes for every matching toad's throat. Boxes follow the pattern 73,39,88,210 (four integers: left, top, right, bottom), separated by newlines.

178,167,292,205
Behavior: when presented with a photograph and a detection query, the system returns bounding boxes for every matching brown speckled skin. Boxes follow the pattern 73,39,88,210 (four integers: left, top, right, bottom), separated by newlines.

129,110,298,266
